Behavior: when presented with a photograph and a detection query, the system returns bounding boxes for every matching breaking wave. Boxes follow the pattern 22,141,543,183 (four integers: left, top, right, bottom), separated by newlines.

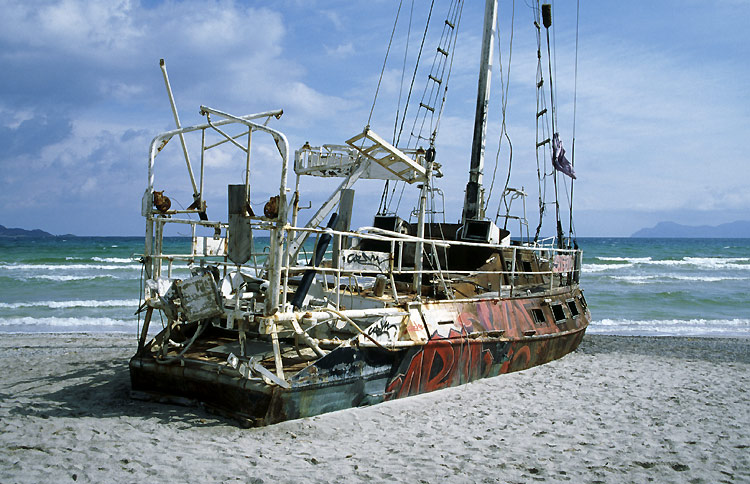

91,257,135,263
25,274,120,281
0,299,139,309
0,263,140,271
588,318,750,337
0,316,134,332
609,275,747,284
591,256,750,271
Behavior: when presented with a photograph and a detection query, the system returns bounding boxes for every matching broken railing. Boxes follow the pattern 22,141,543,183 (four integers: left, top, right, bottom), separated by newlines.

143,106,290,318
278,224,583,308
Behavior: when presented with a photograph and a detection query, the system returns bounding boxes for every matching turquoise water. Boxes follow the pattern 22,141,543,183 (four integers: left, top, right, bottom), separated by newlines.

579,237,750,337
0,236,748,337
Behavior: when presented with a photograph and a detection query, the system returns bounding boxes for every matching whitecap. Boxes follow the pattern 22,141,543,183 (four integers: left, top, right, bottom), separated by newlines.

583,263,634,273
0,299,139,309
588,318,750,337
609,274,747,284
26,274,120,281
0,263,140,271
0,316,132,328
91,257,135,263
596,256,653,263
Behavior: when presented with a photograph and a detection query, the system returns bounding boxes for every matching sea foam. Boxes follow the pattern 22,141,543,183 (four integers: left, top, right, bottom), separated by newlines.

588,318,750,337
0,299,139,309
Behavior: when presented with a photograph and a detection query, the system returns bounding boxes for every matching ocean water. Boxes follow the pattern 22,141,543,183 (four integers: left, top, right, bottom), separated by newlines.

0,236,748,337
579,237,750,337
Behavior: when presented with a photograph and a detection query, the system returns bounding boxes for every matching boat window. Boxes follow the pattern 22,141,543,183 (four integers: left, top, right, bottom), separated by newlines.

566,299,579,317
522,261,532,273
577,293,588,309
551,303,566,322
529,308,546,324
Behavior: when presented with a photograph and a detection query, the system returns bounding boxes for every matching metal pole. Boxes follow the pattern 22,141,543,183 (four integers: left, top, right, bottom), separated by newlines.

413,153,433,292
461,0,497,224
159,59,199,197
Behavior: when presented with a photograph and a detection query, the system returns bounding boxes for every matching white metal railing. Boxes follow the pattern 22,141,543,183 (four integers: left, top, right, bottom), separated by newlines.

294,144,359,176
143,215,582,314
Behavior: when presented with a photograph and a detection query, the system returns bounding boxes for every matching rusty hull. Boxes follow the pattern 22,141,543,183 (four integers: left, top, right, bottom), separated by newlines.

130,287,589,426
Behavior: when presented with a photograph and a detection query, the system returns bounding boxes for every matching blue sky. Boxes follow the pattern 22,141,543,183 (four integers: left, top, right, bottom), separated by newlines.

1,0,748,237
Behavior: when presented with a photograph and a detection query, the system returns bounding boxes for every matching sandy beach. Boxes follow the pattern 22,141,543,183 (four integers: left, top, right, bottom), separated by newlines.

1,334,747,484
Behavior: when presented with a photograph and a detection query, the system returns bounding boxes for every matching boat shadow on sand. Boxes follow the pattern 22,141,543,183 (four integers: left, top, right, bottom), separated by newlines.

6,335,746,427
4,352,233,427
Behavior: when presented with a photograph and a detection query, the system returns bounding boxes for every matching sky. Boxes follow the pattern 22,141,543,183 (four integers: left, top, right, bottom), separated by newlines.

0,0,748,237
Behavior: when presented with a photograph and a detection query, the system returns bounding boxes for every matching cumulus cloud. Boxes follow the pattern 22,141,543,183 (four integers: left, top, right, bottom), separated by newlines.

0,113,73,158
0,0,746,236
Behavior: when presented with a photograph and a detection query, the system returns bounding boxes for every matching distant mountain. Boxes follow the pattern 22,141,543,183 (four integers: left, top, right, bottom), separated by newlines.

0,225,74,238
632,220,750,238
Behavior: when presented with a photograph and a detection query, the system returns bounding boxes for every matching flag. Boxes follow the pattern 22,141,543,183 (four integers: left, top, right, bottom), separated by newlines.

552,133,576,179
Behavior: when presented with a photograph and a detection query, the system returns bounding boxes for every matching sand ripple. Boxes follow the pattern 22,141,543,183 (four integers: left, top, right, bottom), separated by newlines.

0,334,748,483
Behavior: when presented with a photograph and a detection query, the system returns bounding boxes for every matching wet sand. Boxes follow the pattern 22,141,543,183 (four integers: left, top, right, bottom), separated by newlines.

1,333,748,483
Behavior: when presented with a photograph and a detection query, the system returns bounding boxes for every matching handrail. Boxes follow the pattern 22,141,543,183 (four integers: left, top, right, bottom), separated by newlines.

144,218,581,278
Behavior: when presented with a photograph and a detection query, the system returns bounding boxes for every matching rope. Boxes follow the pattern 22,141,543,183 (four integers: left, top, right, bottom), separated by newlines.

432,1,464,142
385,0,465,217
568,0,580,242
368,0,405,126
543,5,564,248
486,0,515,215
393,0,415,145
394,0,435,147
381,0,433,215
405,0,463,149
533,2,548,243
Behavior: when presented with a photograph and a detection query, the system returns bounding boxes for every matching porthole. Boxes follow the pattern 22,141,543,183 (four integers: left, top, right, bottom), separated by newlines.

566,299,579,317
529,308,546,324
551,303,566,322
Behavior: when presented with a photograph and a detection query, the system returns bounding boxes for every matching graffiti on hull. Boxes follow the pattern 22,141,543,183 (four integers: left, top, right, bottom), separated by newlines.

385,293,589,400
385,331,511,399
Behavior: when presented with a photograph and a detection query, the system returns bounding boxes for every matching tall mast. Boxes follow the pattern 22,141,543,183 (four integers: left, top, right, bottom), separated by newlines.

461,0,498,224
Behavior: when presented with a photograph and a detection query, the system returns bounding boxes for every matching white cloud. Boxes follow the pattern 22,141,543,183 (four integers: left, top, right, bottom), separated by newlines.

325,42,355,58
0,0,747,235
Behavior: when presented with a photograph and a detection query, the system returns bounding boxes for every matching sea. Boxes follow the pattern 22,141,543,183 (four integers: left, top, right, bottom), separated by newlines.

0,237,748,338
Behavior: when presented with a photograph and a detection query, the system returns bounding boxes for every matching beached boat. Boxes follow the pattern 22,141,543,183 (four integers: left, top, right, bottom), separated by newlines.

130,1,589,426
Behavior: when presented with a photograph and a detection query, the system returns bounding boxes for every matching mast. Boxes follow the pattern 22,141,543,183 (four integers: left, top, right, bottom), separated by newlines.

461,0,498,224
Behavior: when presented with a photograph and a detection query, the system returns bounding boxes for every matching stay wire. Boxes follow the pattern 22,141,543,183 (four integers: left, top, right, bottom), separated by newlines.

368,0,405,126
544,6,563,248
432,1,464,142
393,0,415,145
568,0,580,242
378,0,408,215
532,1,547,242
486,0,515,216
395,0,435,148
378,0,414,215
388,0,436,215
407,0,462,149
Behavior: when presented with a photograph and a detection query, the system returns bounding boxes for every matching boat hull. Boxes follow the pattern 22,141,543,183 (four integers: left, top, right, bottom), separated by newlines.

130,289,589,426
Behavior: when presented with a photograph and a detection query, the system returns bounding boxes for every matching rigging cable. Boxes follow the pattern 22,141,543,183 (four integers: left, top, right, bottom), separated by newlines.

568,0,580,242
395,1,435,147
382,0,435,215
485,0,515,216
367,0,405,126
542,2,565,248
373,1,405,215
393,0,415,146
406,1,462,149
380,1,414,215
431,2,464,142
532,1,550,243
387,0,464,216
